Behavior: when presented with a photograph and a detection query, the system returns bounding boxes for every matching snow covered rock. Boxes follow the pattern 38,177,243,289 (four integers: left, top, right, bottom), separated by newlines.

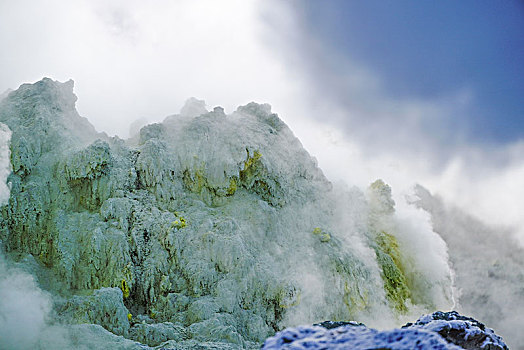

262,311,508,350
404,311,508,350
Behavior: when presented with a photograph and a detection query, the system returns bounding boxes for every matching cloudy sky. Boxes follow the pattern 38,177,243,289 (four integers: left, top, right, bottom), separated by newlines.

0,0,523,242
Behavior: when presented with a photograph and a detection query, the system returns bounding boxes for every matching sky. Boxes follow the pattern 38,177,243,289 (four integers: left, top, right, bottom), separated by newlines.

301,0,524,144
0,0,523,243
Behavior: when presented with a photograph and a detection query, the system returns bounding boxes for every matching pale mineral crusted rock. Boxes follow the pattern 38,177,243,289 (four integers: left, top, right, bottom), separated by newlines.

0,78,461,349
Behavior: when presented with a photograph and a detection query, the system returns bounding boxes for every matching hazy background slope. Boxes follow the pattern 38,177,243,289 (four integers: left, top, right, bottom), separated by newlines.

413,185,524,348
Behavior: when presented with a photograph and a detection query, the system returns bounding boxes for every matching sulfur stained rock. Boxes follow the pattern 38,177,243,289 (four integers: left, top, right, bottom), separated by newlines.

59,287,131,337
0,78,457,348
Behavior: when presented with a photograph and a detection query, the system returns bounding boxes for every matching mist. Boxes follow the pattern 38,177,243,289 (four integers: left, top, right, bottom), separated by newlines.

0,251,52,349
0,0,297,138
1,0,522,239
0,122,55,349
0,124,48,350
0,0,523,348
414,185,524,348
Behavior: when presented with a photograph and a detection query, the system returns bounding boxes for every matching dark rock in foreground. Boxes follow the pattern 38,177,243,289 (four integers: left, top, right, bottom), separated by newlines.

262,311,508,350
312,320,364,329
404,311,508,350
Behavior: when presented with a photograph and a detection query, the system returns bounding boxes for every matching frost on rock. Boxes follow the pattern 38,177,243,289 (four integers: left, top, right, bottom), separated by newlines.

0,78,458,348
262,324,461,350
404,311,508,350
262,311,508,350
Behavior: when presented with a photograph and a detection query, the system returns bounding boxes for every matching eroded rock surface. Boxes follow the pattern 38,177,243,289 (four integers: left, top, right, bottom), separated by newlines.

0,79,460,348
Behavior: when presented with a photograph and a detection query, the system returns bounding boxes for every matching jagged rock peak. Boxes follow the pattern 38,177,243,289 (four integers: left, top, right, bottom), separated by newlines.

0,78,100,151
13,77,77,111
179,97,208,118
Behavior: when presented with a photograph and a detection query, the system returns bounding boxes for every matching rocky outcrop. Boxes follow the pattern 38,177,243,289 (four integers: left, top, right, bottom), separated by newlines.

58,287,131,337
262,311,508,350
0,78,458,348
404,311,508,350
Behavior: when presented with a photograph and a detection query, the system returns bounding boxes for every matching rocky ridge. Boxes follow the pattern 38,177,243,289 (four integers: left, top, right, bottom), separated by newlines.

0,78,479,349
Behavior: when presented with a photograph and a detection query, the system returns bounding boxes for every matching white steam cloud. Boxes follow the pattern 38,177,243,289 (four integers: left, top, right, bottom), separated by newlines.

0,123,11,205
0,123,51,349
0,0,298,138
0,255,53,350
0,0,522,347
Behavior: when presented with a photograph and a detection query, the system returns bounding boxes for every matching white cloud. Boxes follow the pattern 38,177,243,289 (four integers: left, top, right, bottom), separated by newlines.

1,0,522,243
0,257,53,350
259,2,524,247
0,0,299,137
